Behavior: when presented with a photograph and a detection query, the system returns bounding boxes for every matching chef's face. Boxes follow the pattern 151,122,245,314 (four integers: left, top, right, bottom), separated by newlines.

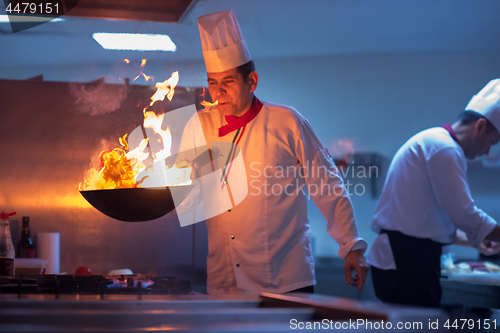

207,68,258,117
464,120,500,159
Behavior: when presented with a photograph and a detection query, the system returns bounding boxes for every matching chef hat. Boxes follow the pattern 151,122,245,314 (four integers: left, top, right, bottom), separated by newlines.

465,79,500,132
197,9,252,73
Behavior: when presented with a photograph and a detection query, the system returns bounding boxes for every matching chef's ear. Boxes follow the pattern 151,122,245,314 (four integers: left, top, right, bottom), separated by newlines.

475,118,488,135
248,72,259,92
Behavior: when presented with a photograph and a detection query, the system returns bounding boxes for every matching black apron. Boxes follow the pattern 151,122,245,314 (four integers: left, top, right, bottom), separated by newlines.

371,229,444,308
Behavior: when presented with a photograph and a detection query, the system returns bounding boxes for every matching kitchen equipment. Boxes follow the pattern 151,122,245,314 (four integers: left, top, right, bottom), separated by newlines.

0,274,191,295
14,258,46,275
448,272,500,285
81,185,194,222
108,268,133,275
80,149,213,222
0,281,448,333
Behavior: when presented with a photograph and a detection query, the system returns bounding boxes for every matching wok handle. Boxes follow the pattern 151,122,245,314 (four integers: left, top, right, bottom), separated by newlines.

192,148,214,168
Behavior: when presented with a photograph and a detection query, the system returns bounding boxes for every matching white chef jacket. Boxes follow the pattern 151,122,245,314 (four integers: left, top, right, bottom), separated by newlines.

367,127,497,270
179,101,367,294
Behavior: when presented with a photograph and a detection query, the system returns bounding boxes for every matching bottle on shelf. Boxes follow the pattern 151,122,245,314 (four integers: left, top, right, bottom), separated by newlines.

17,216,34,258
0,211,16,276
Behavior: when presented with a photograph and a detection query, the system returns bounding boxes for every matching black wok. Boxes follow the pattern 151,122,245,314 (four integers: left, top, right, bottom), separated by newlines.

80,148,213,222
80,185,193,222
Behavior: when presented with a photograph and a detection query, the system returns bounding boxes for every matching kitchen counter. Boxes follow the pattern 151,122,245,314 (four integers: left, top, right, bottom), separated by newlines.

441,278,500,309
0,292,448,332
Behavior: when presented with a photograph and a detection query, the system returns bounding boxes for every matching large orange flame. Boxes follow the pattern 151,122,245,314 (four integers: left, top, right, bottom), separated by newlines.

80,70,191,191
150,71,179,105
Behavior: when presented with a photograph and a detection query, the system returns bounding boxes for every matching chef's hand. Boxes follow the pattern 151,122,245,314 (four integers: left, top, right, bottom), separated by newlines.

344,250,369,292
478,240,500,256
175,160,200,179
169,160,200,217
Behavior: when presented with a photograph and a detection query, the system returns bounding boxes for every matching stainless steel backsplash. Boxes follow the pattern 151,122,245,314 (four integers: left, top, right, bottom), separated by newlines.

0,78,208,282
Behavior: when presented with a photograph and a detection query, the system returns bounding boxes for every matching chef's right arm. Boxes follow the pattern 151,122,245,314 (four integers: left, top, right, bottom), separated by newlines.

484,226,500,244
454,229,500,255
427,147,498,248
293,116,368,291
175,159,201,180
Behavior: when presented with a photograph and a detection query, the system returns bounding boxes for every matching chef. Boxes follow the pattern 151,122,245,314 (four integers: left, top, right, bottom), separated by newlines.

367,79,500,308
177,9,368,295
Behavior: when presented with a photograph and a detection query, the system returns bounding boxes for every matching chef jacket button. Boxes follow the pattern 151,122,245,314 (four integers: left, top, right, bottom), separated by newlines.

231,235,235,239
219,154,223,158
236,264,240,267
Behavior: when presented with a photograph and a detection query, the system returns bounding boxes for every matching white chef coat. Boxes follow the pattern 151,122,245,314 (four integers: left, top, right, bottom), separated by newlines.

367,127,497,270
179,101,367,294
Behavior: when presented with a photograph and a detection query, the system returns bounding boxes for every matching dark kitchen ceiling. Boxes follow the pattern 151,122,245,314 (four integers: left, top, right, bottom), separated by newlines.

62,0,195,23
1,0,500,79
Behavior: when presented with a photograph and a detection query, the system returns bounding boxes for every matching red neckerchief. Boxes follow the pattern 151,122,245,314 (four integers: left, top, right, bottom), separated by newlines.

442,124,460,144
218,97,263,137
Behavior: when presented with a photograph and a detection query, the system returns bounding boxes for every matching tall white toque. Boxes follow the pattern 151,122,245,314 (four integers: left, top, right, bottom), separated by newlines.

197,9,252,73
465,79,500,132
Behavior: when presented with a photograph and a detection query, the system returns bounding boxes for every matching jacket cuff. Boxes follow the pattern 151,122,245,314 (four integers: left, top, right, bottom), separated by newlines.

338,239,367,259
471,217,497,248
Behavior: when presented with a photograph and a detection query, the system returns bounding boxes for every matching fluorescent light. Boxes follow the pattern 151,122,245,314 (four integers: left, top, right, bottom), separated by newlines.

92,33,177,52
0,14,63,23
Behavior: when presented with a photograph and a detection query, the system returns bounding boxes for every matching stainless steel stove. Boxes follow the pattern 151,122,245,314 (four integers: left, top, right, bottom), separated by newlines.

0,277,449,333
0,274,192,298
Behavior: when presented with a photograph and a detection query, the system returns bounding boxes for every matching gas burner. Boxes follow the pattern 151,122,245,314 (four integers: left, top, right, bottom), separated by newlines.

1,275,192,296
108,275,154,289
150,276,192,294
